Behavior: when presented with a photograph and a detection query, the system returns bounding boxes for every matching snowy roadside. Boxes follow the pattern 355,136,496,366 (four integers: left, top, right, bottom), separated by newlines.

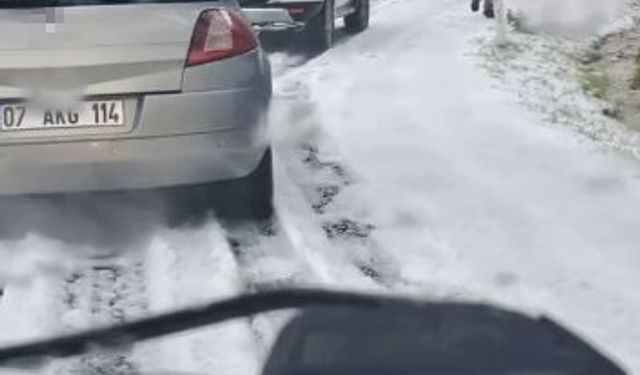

273,0,640,371
474,3,640,158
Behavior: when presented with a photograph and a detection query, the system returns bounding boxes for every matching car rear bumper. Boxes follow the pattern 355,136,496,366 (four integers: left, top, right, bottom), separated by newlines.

0,127,269,195
244,8,305,31
0,47,272,196
243,2,324,32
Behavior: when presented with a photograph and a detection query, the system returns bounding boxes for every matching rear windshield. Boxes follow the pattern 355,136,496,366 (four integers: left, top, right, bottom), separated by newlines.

0,0,211,7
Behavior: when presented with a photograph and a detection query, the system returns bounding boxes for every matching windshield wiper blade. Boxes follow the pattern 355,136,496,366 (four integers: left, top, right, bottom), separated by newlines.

0,289,390,365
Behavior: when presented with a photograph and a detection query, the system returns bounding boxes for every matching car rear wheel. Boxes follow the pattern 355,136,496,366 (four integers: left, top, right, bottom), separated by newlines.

166,150,274,226
304,0,335,53
345,0,370,33
217,149,274,221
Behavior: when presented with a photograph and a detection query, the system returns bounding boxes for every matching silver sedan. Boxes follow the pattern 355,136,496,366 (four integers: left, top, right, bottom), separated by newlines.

0,0,273,220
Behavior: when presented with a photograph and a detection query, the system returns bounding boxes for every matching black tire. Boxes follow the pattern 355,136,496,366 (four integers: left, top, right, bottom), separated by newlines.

218,149,274,221
166,150,274,226
345,0,370,33
304,0,335,53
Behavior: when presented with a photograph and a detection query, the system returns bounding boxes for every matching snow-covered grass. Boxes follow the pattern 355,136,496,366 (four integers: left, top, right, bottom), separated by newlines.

474,23,640,158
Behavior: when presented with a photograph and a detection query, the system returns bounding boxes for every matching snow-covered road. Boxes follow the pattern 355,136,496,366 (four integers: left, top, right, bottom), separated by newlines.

1,0,640,373
274,0,640,369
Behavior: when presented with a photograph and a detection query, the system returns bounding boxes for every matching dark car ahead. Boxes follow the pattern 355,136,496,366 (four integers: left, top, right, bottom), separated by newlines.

242,0,370,51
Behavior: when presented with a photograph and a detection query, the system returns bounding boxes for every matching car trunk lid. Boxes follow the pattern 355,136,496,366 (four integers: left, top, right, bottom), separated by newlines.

0,2,221,100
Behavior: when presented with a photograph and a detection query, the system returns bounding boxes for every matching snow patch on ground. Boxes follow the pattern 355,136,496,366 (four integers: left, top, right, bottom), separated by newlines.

510,0,623,37
474,25,640,158
275,0,640,370
0,237,70,345
136,221,260,375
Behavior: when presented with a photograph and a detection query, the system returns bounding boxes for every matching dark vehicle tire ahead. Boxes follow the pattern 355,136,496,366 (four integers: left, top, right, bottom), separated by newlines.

304,0,335,53
345,0,370,33
218,149,274,221
167,150,274,226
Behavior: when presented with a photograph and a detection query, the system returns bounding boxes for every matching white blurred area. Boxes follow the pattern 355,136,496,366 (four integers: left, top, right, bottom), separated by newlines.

510,0,623,37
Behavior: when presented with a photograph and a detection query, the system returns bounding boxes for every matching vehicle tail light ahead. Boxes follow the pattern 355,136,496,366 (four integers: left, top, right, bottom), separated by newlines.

288,7,306,16
186,9,258,67
287,5,309,21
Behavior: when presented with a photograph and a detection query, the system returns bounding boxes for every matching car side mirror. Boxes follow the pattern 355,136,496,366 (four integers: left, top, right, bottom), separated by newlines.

264,302,625,375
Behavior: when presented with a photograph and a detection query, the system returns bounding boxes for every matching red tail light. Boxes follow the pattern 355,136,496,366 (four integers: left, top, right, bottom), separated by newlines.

186,9,258,67
288,7,306,16
287,5,309,21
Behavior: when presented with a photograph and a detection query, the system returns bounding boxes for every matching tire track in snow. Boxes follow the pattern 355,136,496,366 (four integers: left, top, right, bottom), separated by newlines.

0,240,147,375
262,0,436,291
265,0,506,303
132,220,262,375
0,176,381,375
58,259,147,375
0,219,262,375
225,219,322,355
271,65,406,290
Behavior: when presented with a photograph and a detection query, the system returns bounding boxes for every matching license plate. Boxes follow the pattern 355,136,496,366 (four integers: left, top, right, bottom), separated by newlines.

0,100,125,131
